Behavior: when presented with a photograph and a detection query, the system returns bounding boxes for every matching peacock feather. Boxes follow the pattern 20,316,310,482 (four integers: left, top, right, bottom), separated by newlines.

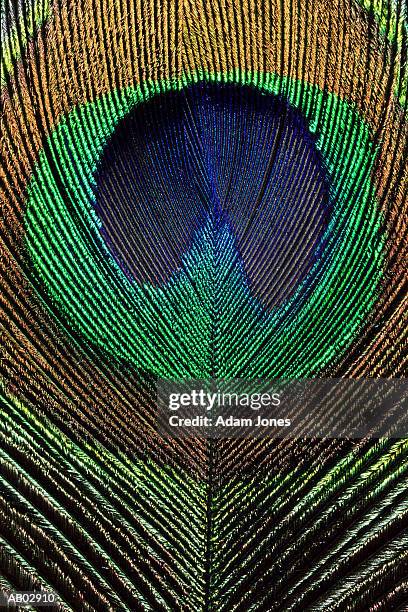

0,0,407,609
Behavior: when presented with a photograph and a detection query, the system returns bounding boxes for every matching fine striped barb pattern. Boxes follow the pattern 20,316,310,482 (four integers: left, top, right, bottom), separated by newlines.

0,0,407,610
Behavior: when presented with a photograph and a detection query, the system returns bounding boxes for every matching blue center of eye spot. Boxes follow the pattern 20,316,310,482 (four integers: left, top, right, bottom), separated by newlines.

93,83,332,309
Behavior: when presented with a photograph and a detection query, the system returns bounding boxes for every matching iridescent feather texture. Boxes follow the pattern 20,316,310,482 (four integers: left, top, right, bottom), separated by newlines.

0,0,407,610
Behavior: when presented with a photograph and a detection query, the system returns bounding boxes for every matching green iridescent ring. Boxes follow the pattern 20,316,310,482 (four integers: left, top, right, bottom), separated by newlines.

25,72,384,379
